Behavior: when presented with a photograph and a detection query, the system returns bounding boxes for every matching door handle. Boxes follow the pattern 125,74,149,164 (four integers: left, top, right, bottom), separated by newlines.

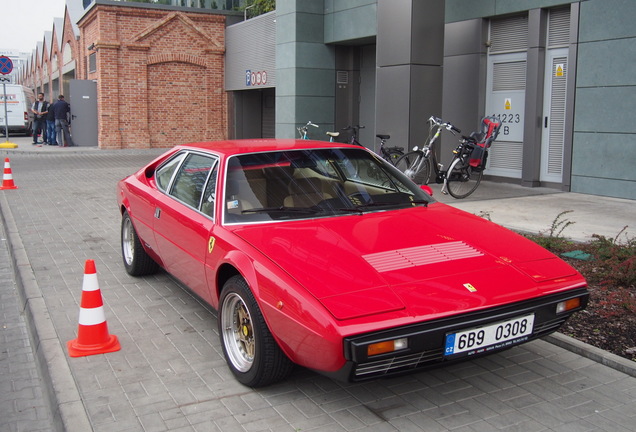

154,208,161,219
544,117,548,128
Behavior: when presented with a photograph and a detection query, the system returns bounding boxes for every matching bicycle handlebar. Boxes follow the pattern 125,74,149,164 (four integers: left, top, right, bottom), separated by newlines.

297,121,320,138
428,116,460,134
343,125,365,131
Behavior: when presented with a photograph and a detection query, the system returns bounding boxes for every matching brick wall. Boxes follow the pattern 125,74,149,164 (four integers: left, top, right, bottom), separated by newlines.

79,4,227,149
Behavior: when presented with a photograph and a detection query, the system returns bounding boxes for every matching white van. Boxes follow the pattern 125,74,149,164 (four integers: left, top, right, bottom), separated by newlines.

0,84,36,136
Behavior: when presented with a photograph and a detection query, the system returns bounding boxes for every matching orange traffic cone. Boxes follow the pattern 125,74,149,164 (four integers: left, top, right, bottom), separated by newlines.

67,260,120,357
0,158,18,190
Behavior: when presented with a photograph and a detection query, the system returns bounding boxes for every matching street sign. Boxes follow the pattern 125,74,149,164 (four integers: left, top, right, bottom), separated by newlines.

0,56,13,75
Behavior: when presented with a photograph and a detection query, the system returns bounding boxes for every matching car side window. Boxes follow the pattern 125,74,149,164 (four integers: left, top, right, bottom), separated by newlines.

200,164,218,217
156,152,186,192
169,153,218,210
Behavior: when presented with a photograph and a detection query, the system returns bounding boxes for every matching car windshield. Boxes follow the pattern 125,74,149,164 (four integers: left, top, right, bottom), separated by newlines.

223,148,434,224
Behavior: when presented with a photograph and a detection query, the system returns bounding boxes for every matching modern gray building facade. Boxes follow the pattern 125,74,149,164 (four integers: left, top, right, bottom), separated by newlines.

225,0,636,200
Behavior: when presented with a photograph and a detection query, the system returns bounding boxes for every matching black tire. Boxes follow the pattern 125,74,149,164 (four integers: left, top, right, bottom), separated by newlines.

121,210,159,276
383,148,404,166
395,151,430,185
219,275,293,387
445,157,483,199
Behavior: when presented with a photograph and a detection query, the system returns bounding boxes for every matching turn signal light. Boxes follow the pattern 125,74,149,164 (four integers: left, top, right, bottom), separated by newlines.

556,297,581,313
367,338,408,356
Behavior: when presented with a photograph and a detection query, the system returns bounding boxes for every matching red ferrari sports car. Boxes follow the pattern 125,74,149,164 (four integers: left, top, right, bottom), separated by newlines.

117,139,588,387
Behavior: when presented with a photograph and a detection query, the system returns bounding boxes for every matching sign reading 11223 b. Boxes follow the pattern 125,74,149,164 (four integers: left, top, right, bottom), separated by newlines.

489,92,524,142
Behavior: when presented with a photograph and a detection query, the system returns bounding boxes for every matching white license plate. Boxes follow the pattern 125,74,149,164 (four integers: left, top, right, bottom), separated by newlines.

444,314,535,357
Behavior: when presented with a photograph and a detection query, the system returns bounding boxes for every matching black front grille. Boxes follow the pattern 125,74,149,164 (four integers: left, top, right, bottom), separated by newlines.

347,288,588,381
355,349,444,378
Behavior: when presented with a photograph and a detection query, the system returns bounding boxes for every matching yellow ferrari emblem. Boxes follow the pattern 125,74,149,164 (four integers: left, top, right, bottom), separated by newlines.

208,236,216,253
463,283,478,293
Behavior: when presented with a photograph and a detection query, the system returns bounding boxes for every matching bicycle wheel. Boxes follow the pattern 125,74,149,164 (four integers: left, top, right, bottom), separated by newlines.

395,151,430,185
445,157,483,199
383,148,404,166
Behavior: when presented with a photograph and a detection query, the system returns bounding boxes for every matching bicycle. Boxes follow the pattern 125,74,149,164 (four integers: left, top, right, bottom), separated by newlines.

327,125,404,165
375,134,404,166
341,124,365,146
297,121,319,139
395,115,501,199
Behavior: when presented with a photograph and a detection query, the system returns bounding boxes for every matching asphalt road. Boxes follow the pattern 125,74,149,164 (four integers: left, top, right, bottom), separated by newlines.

1,143,636,432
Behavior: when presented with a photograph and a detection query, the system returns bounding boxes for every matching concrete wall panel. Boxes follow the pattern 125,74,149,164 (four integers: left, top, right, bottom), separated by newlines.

577,39,636,88
572,130,636,198
574,87,636,134
579,0,636,41
375,65,413,147
324,1,376,44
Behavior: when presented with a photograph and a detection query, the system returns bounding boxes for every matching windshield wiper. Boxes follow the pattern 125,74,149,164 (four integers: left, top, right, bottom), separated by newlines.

338,200,428,214
358,200,428,209
337,207,365,214
242,206,319,214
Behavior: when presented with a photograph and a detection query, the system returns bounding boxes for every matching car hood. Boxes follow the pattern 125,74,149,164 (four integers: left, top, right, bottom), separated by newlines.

232,204,580,321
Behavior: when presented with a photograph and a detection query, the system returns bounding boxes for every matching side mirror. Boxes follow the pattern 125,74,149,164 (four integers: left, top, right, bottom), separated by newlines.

420,185,433,196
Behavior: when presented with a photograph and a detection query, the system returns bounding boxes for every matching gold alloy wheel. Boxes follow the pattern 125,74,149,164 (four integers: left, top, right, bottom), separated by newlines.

221,292,255,372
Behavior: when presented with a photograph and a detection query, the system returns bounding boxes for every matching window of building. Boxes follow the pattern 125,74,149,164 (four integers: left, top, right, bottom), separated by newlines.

88,52,96,73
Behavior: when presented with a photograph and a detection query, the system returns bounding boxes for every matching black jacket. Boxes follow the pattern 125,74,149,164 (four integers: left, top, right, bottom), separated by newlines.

52,99,71,121
32,101,49,119
46,103,56,121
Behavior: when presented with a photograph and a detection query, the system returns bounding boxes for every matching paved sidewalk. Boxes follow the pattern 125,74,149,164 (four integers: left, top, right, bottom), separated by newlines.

431,182,634,243
1,138,636,432
0,204,54,432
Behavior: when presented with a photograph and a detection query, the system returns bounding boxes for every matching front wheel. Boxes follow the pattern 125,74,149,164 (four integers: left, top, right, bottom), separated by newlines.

219,275,293,387
445,157,483,199
121,210,159,276
395,151,430,185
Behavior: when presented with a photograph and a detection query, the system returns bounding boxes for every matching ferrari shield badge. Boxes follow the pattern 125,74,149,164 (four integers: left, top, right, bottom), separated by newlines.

463,283,478,293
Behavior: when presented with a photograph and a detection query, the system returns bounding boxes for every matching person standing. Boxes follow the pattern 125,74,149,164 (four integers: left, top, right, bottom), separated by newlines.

45,98,57,145
31,93,49,144
52,95,75,147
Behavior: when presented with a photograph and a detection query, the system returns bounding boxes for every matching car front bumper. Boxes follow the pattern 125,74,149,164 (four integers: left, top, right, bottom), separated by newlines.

332,287,589,382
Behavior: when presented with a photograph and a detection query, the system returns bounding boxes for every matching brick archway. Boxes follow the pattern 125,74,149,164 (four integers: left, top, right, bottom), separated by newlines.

147,61,206,146
147,53,208,68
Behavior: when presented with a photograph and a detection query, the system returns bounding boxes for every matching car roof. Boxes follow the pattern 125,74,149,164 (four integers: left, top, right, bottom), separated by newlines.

176,139,359,157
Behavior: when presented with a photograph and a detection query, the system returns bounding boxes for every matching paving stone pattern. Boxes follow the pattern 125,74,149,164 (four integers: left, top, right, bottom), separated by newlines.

0,201,54,432
2,151,636,432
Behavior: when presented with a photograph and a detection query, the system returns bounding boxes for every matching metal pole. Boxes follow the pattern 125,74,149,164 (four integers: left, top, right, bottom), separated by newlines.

244,3,254,20
2,79,8,142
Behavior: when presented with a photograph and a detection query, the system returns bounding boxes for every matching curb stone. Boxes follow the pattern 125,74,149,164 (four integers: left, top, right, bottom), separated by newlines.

0,191,93,432
544,332,636,378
